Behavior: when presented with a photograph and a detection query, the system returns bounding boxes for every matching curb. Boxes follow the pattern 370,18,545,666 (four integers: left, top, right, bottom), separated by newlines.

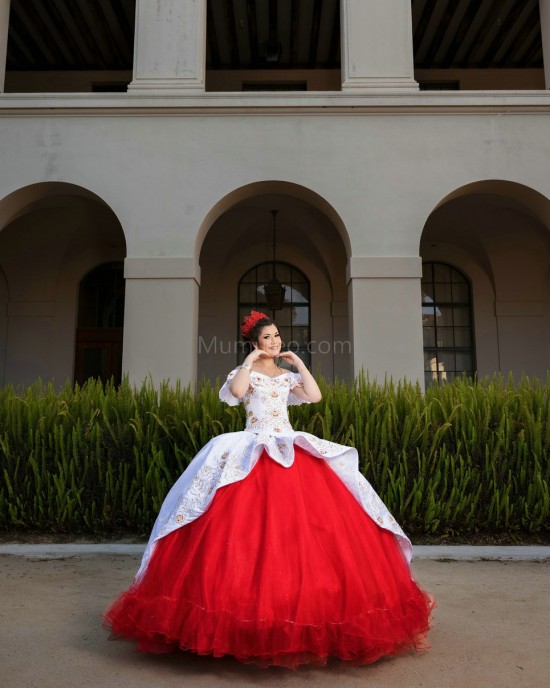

0,544,549,561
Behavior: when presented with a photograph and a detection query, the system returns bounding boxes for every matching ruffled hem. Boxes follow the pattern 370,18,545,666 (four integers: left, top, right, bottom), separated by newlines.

105,447,435,670
104,591,435,669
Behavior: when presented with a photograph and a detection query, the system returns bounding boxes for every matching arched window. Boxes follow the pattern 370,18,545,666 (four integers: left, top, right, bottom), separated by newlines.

74,262,125,385
238,262,311,368
421,262,475,387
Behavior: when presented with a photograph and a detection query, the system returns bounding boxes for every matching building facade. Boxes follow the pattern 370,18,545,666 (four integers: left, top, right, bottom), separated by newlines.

0,0,549,389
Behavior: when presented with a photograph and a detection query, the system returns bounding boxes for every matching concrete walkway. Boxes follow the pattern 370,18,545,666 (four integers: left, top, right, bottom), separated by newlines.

1,546,548,688
1,542,549,560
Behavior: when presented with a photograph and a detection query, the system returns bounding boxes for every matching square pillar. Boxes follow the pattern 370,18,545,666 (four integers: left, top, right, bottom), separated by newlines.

128,0,206,94
347,257,424,385
541,0,550,89
123,258,200,387
341,0,418,92
0,0,10,93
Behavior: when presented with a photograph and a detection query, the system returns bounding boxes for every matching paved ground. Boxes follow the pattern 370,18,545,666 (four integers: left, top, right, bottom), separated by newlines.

1,549,549,688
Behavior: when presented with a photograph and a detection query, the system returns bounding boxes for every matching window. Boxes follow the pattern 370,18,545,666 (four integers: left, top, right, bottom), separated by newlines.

421,262,475,387
238,262,311,368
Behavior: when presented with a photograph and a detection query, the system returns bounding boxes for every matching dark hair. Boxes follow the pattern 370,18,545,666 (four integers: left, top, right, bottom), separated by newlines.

243,317,276,352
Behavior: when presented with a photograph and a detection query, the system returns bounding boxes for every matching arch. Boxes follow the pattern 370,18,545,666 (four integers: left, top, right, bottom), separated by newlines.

197,182,350,382
420,180,550,380
428,179,550,235
195,180,351,261
0,181,124,235
0,182,127,386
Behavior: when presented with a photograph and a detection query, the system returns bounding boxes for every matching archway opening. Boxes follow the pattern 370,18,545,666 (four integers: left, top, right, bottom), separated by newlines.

198,184,349,382
0,183,127,386
420,180,550,380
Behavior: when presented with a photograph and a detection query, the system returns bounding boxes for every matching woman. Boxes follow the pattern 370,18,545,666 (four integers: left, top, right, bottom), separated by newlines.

104,310,434,669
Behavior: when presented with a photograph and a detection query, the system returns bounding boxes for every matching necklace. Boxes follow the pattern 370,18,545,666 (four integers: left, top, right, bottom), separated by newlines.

253,364,281,378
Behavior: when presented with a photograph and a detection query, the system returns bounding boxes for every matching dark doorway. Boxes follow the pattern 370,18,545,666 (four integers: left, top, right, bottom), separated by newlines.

74,262,125,385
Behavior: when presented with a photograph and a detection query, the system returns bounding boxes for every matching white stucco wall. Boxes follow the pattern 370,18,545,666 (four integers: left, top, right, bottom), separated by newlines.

0,92,549,385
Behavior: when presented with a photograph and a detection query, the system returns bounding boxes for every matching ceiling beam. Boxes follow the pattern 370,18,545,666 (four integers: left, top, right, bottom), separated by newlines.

480,0,529,67
206,0,221,68
460,0,505,68
309,0,323,66
247,0,259,66
87,1,127,69
224,0,240,68
109,0,134,56
497,3,540,66
62,0,109,68
6,23,36,69
15,0,68,67
422,0,462,68
290,0,300,66
441,0,485,68
327,0,340,68
414,0,438,64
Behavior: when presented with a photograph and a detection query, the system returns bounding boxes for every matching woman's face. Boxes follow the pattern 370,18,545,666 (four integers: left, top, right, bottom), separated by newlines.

254,324,282,357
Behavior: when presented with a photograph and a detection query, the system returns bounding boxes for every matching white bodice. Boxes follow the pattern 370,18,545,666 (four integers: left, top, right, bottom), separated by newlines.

219,368,306,435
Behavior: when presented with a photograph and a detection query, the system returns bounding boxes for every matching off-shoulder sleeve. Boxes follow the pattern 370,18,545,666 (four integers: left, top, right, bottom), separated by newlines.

287,372,312,406
219,368,243,406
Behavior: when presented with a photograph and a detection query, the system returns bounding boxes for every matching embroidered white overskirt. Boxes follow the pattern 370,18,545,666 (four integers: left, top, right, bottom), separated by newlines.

136,428,412,579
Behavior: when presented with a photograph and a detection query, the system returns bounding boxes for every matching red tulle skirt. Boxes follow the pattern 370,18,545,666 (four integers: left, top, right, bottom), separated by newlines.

104,447,434,669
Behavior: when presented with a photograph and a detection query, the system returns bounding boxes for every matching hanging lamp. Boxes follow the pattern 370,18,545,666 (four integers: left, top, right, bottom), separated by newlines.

263,209,286,310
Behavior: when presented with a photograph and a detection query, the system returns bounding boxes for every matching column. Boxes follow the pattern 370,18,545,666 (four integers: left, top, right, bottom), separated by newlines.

122,258,200,387
128,0,206,94
541,0,550,89
0,0,10,93
347,257,425,385
341,0,417,92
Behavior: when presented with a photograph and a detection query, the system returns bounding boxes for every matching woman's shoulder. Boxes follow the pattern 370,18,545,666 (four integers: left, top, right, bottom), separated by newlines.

219,367,244,406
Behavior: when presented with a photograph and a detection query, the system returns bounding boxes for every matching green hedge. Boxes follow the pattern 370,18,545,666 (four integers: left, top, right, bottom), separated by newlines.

0,375,548,537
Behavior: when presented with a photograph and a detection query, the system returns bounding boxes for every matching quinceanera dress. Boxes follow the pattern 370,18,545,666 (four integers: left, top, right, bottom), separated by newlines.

104,369,434,668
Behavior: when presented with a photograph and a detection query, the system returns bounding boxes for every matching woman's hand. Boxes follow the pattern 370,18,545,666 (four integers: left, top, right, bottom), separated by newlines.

246,347,269,364
278,350,305,370
279,352,322,403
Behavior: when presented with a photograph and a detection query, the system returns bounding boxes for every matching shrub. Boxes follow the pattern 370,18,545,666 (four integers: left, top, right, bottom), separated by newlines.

0,374,548,537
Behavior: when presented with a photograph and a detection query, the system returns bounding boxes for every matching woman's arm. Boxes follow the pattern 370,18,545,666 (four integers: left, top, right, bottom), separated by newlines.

279,352,322,403
228,349,264,399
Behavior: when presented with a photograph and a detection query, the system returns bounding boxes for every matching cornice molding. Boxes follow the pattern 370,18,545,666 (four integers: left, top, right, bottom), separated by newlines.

1,91,550,116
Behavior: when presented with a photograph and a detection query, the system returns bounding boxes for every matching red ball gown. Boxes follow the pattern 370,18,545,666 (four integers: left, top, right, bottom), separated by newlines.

104,370,434,669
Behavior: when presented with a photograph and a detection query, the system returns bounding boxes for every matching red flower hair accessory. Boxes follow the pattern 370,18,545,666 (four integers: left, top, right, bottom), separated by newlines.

241,310,269,339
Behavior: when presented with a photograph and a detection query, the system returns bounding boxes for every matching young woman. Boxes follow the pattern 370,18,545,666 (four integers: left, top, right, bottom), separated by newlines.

104,310,434,669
